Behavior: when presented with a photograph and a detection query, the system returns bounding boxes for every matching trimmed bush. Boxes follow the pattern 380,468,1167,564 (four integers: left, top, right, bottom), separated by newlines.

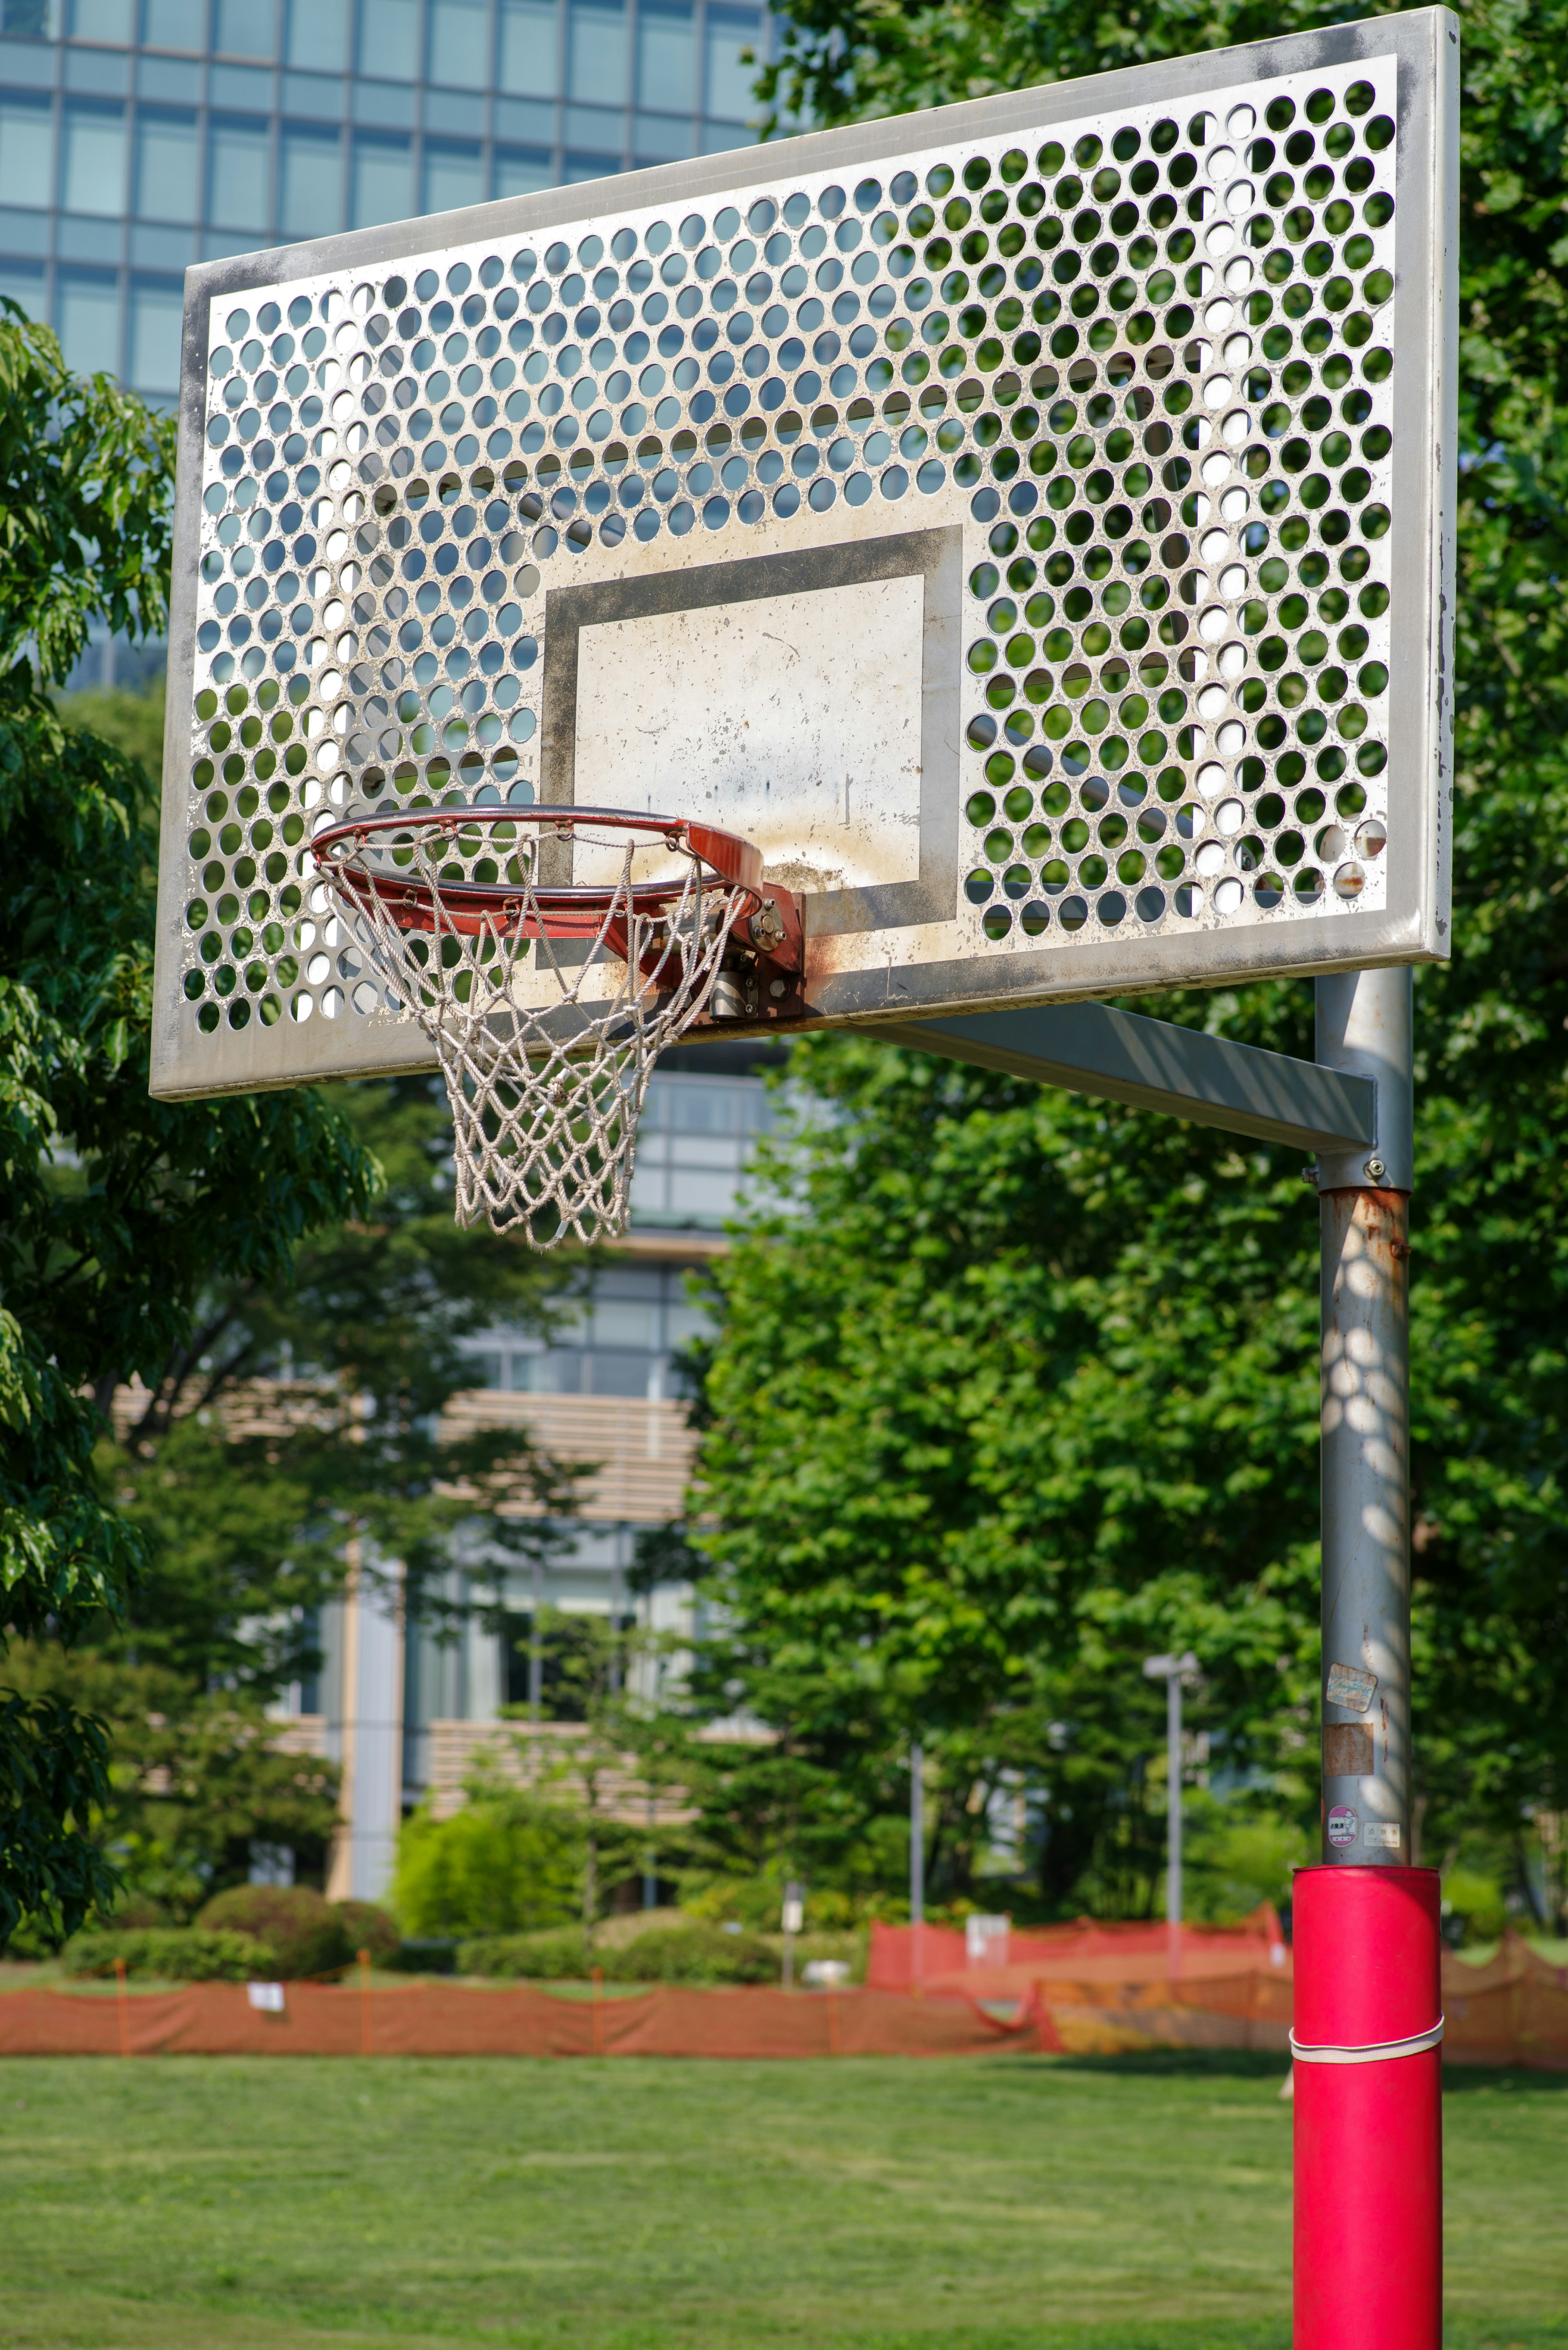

61,1929,270,1982
604,1926,777,1986
196,1886,354,1979
334,1900,400,1964
458,1929,589,1980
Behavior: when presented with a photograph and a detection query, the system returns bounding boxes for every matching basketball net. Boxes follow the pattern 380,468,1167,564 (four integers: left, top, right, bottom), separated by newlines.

314,808,757,1249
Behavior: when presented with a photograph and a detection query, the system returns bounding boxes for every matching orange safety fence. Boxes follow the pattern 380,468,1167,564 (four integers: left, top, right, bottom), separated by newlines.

4,1933,1561,2065
872,1917,1568,2069
0,1980,1065,2061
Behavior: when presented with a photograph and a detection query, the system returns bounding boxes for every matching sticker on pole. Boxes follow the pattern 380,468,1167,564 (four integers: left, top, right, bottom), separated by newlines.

1327,1804,1359,1848
1326,1661,1378,1712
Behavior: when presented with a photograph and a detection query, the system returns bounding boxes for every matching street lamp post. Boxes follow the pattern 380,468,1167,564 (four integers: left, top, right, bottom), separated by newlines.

909,1740,924,1992
1143,1653,1198,1980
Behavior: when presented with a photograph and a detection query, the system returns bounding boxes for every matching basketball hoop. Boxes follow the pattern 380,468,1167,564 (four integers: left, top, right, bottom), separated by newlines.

310,803,800,1249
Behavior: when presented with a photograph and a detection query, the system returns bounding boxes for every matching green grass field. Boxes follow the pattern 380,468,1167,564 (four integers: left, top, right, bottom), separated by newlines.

1,2055,1563,2350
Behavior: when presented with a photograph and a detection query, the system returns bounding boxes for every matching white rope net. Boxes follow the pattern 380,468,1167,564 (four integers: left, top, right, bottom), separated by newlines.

318,811,750,1249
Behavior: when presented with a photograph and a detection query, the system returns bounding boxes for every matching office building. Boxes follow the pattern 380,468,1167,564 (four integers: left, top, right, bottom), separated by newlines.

0,0,771,417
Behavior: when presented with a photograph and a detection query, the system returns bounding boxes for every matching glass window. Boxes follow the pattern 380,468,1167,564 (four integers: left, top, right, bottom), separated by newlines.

356,0,416,80
279,122,341,234
128,278,182,391
494,144,550,196
213,0,275,56
1,0,58,34
0,259,45,314
134,110,198,219
0,97,53,210
285,0,345,71
666,1301,715,1349
67,0,132,37
636,0,690,112
566,0,623,104
633,111,690,164
668,1164,743,1220
426,0,486,88
56,272,120,374
350,130,410,225
207,116,269,228
497,0,555,96
592,1301,658,1351
588,1351,654,1398
703,3,757,121
61,104,127,214
141,0,206,46
421,138,479,212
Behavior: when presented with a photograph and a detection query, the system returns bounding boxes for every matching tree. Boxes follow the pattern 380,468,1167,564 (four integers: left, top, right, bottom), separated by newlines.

682,0,1568,1917
0,300,383,1940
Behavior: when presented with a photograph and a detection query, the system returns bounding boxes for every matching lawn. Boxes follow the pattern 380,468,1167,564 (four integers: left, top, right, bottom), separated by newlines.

0,2054,1563,2350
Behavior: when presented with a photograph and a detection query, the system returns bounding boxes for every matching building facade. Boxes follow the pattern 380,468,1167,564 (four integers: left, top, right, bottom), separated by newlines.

0,0,769,419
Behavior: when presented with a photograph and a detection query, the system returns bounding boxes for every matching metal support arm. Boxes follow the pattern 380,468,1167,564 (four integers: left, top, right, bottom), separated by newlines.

884,1002,1377,1159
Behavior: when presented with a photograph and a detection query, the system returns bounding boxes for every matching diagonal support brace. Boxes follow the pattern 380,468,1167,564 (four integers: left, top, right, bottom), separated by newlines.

879,1002,1378,1159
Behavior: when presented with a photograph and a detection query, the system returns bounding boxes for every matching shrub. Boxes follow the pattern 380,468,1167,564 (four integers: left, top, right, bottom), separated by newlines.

61,1929,269,1982
196,1885,354,1979
334,1900,400,1964
603,1926,777,1986
458,1929,589,1980
395,1796,582,1938
1442,1868,1508,1945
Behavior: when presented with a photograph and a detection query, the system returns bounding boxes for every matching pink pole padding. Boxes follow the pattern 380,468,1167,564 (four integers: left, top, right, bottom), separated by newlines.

1293,1865,1442,2350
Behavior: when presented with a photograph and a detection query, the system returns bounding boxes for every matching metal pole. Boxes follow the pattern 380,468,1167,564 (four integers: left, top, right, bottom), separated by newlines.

528,1556,543,1717
1298,966,1440,2350
1166,1669,1182,1976
1314,966,1414,1861
909,1740,924,1991
643,1786,656,1911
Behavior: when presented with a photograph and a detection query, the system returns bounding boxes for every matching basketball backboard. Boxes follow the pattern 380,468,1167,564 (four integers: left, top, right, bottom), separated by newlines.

150,7,1455,1103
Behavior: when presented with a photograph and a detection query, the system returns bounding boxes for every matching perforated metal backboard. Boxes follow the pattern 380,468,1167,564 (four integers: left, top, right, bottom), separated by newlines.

150,7,1456,1100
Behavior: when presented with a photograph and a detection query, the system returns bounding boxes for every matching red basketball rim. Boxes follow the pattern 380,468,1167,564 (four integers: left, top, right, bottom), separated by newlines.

310,803,765,941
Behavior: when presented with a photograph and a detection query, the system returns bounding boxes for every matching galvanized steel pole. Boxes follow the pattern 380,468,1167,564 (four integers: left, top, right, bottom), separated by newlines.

1314,965,1415,1861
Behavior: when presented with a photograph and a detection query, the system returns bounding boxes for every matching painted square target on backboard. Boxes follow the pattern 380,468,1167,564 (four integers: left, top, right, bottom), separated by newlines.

150,7,1456,1101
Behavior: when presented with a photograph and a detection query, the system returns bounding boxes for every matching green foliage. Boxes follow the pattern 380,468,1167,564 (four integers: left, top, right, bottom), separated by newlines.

1442,1865,1508,1945
1180,1801,1311,1926
602,1922,778,1984
688,1053,1320,1913
395,1794,585,1939
0,304,383,1944
195,1884,354,1979
54,669,167,780
0,299,174,682
677,0,1568,1918
457,1926,597,1978
334,1899,401,1964
2,1643,341,1926
454,1920,780,1983
60,1926,269,1981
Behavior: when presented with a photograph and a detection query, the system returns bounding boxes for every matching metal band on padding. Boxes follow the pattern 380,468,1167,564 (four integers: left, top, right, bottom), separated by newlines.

1289,2016,1444,2065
